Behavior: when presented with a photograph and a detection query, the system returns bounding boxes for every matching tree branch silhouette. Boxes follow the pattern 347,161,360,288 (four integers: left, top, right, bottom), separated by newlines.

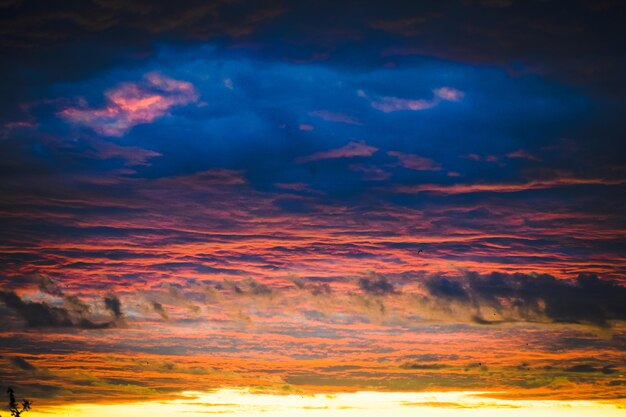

2,388,31,417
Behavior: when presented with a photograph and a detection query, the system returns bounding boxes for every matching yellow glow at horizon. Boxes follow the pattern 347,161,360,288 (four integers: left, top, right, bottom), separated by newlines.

30,389,625,417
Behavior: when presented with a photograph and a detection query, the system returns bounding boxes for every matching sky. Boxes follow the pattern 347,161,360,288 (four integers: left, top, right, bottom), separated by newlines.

0,0,625,415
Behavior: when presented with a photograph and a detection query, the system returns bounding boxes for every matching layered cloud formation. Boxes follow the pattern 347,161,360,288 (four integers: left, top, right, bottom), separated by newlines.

0,0,625,413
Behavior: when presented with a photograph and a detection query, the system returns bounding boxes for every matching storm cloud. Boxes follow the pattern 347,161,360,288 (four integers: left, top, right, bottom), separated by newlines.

421,272,626,328
0,290,124,329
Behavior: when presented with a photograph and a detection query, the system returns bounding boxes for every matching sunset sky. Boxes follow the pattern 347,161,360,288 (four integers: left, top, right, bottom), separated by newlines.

0,1,625,415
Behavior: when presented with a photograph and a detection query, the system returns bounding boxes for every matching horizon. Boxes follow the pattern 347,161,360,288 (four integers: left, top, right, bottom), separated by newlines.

0,1,625,415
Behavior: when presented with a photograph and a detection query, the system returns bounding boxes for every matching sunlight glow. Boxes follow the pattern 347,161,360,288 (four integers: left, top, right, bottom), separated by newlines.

34,389,626,417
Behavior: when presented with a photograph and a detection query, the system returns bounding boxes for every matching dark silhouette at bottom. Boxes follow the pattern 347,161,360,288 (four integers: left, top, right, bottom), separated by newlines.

1,388,31,417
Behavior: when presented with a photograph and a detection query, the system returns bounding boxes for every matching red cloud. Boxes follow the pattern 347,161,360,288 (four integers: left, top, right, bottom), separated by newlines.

58,72,198,136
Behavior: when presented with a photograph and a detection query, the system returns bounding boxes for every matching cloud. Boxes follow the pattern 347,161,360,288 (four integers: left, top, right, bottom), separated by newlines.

8,356,37,371
296,141,378,163
289,276,332,296
104,295,123,320
506,149,541,161
64,295,91,318
395,176,626,194
157,168,247,189
433,87,465,101
565,364,616,374
349,164,392,181
150,301,169,320
85,138,162,166
0,291,73,327
462,153,499,162
400,361,449,370
241,278,273,296
388,151,442,171
374,2,626,97
58,72,198,136
358,274,397,295
221,278,244,295
36,276,65,297
363,87,463,113
0,290,124,329
424,277,469,301
371,97,435,113
1,120,36,138
0,0,285,48
420,272,626,328
309,110,361,125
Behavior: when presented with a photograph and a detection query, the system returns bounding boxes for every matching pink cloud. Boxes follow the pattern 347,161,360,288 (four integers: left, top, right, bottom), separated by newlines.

434,87,465,101
58,72,198,136
160,169,247,189
371,97,435,112
298,124,314,131
388,150,442,171
465,153,482,161
364,86,464,113
309,110,362,125
296,141,378,163
1,120,36,138
3,121,36,130
463,153,499,162
273,182,311,191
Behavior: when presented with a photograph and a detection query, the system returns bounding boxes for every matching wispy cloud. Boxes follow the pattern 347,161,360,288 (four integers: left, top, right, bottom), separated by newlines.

395,176,626,195
361,87,464,113
296,141,378,163
388,151,442,171
84,138,162,166
506,149,541,161
309,110,362,125
349,163,392,181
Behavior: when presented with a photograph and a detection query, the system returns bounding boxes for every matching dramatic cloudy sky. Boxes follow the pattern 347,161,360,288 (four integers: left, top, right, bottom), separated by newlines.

0,1,625,415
